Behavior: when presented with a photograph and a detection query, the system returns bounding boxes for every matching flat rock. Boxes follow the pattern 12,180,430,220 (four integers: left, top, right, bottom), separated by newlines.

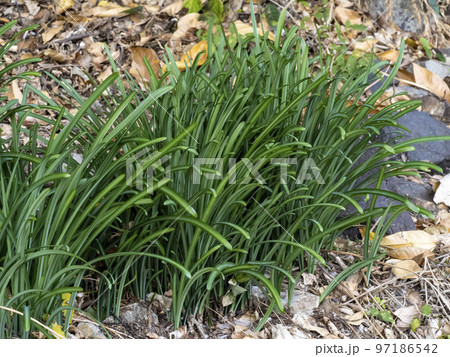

380,110,450,164
419,60,450,80
282,290,319,317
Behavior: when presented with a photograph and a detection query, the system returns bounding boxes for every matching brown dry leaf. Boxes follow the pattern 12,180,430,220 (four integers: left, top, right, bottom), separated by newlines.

381,231,436,251
43,49,68,63
392,259,422,279
437,210,450,231
393,306,420,329
232,21,276,42
162,1,183,16
89,1,131,18
378,49,400,63
130,47,160,83
25,0,40,17
56,0,74,14
345,311,364,326
143,5,159,13
98,66,113,82
345,272,362,296
5,79,23,102
137,31,152,46
334,6,362,25
172,13,205,41
87,42,107,67
354,38,377,52
413,64,450,102
387,247,434,265
336,0,354,7
42,21,64,44
295,315,330,337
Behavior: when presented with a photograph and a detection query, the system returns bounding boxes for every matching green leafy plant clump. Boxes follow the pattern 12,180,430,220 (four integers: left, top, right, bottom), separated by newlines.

1,10,447,338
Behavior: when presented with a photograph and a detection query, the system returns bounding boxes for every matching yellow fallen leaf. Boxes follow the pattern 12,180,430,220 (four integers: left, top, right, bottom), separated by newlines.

334,6,362,26
56,0,74,14
377,49,399,63
232,21,275,42
392,259,421,279
61,293,74,324
130,46,160,82
51,322,65,339
381,231,435,251
164,41,207,72
358,226,375,240
413,64,450,102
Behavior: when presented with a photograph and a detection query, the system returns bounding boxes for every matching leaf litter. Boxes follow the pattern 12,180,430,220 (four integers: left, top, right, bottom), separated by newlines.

1,0,450,339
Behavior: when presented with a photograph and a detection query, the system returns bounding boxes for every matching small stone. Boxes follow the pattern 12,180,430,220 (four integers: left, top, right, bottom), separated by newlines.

120,303,147,324
421,96,446,118
77,322,107,339
287,291,320,317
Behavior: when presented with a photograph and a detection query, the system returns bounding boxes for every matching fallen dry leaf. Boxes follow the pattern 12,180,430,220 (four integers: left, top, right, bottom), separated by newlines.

392,259,422,279
43,49,68,63
56,0,74,14
336,0,354,7
413,63,450,102
396,68,416,84
354,38,377,52
345,311,365,326
5,79,23,102
232,21,275,42
387,247,434,265
42,21,64,44
436,210,450,232
433,174,450,206
87,42,107,67
164,41,207,72
334,6,362,26
381,231,436,251
162,1,183,16
98,66,113,82
378,49,400,63
25,0,40,17
172,13,205,41
130,46,160,83
89,1,131,18
394,305,420,329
